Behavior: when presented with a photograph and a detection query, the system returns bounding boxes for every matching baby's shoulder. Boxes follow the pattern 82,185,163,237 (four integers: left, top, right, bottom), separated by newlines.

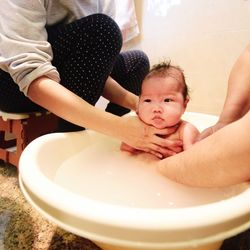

177,120,199,139
179,120,196,129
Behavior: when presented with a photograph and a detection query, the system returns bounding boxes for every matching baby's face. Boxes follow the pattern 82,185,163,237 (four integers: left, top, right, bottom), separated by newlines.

137,76,188,129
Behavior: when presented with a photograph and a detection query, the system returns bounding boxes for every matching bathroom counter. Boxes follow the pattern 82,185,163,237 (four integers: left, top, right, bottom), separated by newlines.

0,162,249,250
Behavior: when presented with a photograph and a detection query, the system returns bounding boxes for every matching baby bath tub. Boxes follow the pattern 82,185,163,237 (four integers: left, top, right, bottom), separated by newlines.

19,112,250,250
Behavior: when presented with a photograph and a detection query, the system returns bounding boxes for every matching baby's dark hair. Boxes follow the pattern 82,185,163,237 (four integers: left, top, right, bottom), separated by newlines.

142,60,189,99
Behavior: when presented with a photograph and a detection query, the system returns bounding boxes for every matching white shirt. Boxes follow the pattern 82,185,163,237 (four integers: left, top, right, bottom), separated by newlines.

0,0,115,95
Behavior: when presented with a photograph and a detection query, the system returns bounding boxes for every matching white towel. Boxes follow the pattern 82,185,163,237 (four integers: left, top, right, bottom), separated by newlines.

114,0,139,43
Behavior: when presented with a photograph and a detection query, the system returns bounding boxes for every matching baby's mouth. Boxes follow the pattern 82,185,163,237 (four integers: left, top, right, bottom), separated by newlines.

152,116,164,122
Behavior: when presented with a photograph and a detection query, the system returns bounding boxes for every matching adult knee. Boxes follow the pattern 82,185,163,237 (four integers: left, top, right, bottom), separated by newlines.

78,13,123,58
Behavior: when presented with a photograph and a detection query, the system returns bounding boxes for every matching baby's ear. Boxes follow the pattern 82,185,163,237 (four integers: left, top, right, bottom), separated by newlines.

184,96,190,108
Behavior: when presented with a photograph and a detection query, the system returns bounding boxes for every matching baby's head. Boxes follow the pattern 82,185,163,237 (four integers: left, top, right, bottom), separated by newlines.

137,61,190,129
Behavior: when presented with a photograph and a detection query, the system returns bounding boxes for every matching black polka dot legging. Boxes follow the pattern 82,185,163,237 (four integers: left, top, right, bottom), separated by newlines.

0,14,149,132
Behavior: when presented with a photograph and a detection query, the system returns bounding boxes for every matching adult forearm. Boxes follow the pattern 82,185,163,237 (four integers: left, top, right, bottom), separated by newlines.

102,76,138,111
158,111,250,187
219,44,250,124
28,76,125,138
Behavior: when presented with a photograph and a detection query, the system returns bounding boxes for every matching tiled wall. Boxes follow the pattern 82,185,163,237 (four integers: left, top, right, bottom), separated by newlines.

125,0,250,115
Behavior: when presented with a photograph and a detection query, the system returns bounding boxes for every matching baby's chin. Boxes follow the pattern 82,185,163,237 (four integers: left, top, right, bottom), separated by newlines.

143,118,176,129
150,120,178,129
154,125,169,129
150,121,169,129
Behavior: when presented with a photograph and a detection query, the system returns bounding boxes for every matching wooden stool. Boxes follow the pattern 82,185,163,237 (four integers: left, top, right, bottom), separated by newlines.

0,111,58,167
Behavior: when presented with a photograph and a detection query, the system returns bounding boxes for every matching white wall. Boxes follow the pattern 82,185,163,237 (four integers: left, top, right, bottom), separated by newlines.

124,0,250,115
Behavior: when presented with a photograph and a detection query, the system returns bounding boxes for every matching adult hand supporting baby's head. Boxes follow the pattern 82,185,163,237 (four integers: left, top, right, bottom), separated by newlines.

120,115,183,158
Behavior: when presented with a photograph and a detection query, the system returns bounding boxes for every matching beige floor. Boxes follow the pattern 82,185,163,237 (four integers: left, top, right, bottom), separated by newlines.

0,161,249,250
0,162,101,250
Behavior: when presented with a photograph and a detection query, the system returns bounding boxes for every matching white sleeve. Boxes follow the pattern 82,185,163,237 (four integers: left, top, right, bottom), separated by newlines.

0,0,60,96
114,0,139,43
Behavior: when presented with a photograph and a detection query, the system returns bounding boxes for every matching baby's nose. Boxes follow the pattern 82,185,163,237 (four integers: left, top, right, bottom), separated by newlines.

153,104,163,112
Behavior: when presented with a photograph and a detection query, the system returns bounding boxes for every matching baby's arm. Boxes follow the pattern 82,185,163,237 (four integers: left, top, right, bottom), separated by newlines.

181,122,200,150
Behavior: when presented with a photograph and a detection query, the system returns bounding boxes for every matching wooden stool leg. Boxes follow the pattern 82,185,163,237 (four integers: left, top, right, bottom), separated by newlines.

21,113,58,146
0,118,17,164
0,112,58,168
8,120,24,167
0,131,8,162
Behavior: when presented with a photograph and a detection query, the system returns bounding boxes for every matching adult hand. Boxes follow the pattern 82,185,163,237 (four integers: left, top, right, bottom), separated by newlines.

196,121,227,141
120,115,183,158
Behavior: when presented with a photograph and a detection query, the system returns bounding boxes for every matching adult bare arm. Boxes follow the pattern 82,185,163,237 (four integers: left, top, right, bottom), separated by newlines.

28,76,181,156
198,44,250,140
102,76,138,111
158,110,250,187
219,44,250,123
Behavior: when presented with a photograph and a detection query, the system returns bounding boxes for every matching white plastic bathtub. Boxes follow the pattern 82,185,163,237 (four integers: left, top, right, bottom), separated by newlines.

18,112,250,250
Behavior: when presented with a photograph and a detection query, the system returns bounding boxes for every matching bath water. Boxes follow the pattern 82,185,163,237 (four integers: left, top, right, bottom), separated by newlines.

54,136,245,208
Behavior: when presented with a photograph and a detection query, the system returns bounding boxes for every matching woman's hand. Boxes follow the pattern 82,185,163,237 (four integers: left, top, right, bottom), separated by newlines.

196,121,227,141
120,115,183,158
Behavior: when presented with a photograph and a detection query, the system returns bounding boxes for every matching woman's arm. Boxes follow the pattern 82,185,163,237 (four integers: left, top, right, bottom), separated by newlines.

219,44,250,124
102,76,138,111
158,110,250,187
28,76,182,157
198,44,250,140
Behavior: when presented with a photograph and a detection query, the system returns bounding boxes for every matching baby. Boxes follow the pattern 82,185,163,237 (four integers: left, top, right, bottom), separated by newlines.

121,61,200,158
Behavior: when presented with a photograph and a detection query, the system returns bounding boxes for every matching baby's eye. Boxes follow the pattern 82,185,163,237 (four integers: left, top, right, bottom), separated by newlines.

164,98,173,102
144,99,151,103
